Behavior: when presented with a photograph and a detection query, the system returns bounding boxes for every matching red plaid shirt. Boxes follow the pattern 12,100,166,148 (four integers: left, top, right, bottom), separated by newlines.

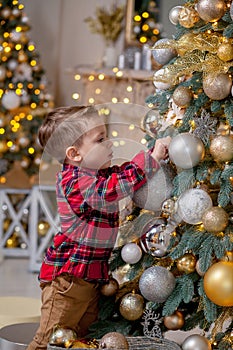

39,150,159,283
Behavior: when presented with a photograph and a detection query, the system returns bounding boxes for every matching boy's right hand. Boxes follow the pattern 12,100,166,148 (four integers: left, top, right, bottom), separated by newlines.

151,136,171,162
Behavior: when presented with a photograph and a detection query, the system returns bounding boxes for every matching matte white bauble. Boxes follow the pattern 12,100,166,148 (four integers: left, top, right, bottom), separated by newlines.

177,188,212,225
121,243,142,264
169,133,205,169
1,91,21,110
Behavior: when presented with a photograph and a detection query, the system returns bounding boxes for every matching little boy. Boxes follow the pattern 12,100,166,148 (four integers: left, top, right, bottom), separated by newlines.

27,105,170,350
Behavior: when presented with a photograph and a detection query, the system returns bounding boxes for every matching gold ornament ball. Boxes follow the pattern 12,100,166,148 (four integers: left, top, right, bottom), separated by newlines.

99,332,129,349
217,42,233,62
203,73,232,100
176,253,197,274
100,277,119,297
210,135,233,162
38,220,50,236
119,292,144,321
202,206,228,234
196,0,226,22
0,140,8,153
220,250,233,263
178,7,199,28
204,261,233,306
164,310,185,330
173,86,193,108
49,327,77,348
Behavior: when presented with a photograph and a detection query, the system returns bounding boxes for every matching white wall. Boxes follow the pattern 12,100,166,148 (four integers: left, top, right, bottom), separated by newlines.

23,0,183,106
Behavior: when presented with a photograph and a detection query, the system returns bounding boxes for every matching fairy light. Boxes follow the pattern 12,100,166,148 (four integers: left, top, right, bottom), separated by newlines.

27,114,33,121
139,36,147,44
30,60,37,67
88,75,95,81
129,124,135,131
28,147,35,154
142,24,149,31
112,97,118,103
34,89,40,95
72,92,80,100
28,44,35,51
16,26,22,32
88,97,95,104
113,141,119,147
7,141,13,148
134,15,141,22
74,74,81,80
30,102,37,109
116,70,123,77
98,74,105,80
112,67,118,73
15,44,21,50
123,97,130,103
141,138,147,144
119,140,125,146
15,88,21,95
3,32,9,38
126,85,133,92
0,128,5,134
112,131,118,137
95,88,101,94
142,11,149,19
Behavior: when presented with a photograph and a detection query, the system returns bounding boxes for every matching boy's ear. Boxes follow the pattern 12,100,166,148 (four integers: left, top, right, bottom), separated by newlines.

66,146,82,162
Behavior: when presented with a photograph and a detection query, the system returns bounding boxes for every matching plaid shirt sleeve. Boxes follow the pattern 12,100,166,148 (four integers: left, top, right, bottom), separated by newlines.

66,150,159,213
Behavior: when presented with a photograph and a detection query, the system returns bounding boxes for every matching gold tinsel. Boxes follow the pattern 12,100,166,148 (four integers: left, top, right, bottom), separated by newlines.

210,307,233,342
153,51,232,87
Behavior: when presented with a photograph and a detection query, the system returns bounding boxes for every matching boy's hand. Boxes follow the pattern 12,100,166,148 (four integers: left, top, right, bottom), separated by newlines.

151,136,171,162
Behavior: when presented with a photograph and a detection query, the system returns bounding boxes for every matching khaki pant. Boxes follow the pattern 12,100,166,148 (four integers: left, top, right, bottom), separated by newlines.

27,274,100,350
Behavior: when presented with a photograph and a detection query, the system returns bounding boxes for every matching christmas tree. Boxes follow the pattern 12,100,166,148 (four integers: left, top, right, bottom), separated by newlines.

0,0,53,184
88,1,233,349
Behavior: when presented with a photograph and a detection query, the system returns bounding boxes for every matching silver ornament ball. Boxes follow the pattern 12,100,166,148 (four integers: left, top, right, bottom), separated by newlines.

177,188,212,225
139,265,176,303
231,2,233,21
140,218,167,257
169,6,183,25
133,161,175,214
182,334,212,350
141,109,162,138
151,38,177,66
169,133,205,169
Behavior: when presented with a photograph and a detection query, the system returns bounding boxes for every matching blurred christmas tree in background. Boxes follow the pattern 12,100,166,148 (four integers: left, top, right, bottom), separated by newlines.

89,1,233,349
0,0,53,184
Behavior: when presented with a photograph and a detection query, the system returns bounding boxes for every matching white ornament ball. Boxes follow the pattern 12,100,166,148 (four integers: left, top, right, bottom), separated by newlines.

169,6,183,25
133,161,175,214
1,91,21,110
169,133,205,169
182,334,212,350
151,38,177,65
139,266,176,303
7,59,18,71
121,243,142,264
177,188,212,225
153,69,173,90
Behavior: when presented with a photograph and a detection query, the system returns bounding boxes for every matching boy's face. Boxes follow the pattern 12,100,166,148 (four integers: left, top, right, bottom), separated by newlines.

78,122,113,170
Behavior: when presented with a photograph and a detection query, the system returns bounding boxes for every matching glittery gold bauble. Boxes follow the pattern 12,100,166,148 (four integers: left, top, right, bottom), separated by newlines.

217,42,233,62
178,7,199,28
119,292,144,321
220,251,233,263
100,277,119,297
99,332,129,349
172,86,193,108
202,206,228,233
210,135,233,162
204,261,233,306
49,327,77,348
176,253,197,274
196,0,226,22
38,220,50,236
71,339,99,348
203,73,232,100
164,310,185,330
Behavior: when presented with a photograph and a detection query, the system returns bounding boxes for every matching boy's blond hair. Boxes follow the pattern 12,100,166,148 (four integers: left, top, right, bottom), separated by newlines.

39,105,100,162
